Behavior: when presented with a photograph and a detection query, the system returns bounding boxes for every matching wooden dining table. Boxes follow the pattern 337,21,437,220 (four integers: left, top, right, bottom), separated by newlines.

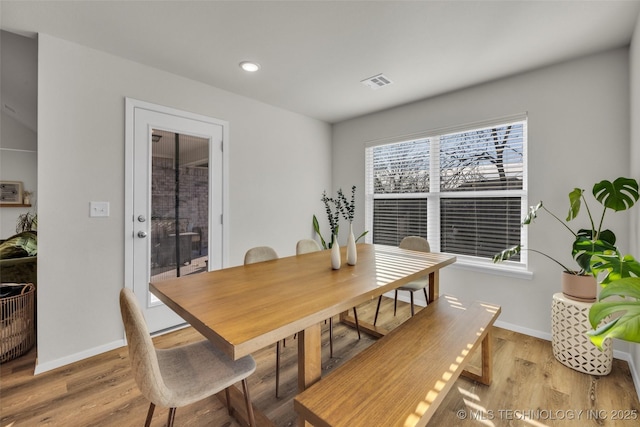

150,243,456,426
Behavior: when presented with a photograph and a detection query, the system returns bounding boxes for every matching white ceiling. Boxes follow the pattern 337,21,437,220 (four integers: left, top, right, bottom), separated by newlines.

2,0,640,126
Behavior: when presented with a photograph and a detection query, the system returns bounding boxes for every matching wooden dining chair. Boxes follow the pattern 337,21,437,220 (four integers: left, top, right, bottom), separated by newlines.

373,236,431,326
296,239,361,359
119,288,256,427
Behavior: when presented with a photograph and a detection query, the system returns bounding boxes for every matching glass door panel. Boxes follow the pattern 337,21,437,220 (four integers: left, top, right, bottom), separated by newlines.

149,130,209,299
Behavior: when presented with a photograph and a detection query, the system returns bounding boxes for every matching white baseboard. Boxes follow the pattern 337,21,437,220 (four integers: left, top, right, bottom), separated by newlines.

612,348,640,403
34,339,126,375
32,324,187,375
630,354,640,403
494,319,552,341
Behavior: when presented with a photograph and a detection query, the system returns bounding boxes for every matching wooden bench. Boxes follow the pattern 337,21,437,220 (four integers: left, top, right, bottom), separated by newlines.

294,295,501,427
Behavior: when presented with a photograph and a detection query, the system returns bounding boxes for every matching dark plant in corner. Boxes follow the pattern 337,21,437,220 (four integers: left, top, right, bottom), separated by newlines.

493,177,639,276
16,211,38,233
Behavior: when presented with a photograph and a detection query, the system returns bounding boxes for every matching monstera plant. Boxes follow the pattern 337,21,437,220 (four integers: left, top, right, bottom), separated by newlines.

494,177,639,274
493,177,639,301
588,253,640,348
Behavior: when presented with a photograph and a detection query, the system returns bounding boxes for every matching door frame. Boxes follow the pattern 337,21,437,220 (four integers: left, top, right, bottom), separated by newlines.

124,98,229,328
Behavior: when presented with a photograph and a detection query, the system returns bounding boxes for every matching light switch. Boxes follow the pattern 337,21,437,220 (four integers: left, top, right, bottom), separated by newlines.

90,201,110,217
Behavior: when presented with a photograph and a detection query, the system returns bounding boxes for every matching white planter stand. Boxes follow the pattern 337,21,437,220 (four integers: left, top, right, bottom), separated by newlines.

551,293,612,375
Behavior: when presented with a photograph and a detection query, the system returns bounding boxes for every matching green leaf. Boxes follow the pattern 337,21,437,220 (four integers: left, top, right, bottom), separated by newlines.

591,253,640,286
493,245,521,263
356,230,369,242
598,277,640,300
566,188,584,221
312,215,328,250
522,202,543,225
587,300,640,348
572,235,617,274
587,318,619,349
575,228,616,246
587,277,640,348
592,177,640,212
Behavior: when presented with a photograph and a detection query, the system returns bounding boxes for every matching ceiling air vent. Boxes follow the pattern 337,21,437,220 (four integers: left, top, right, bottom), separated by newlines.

361,73,393,90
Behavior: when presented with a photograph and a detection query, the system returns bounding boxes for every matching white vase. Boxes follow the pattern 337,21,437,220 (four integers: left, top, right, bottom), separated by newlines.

331,235,341,270
346,223,357,266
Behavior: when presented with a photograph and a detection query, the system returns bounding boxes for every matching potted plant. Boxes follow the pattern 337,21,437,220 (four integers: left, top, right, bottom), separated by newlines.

16,211,38,233
493,177,639,302
313,186,368,250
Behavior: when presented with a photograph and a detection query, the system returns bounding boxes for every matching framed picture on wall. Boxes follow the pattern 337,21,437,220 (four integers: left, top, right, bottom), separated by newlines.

0,181,23,204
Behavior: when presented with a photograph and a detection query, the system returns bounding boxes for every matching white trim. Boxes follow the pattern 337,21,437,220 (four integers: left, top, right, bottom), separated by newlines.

494,320,551,341
34,339,126,375
124,98,135,298
125,96,230,265
451,257,534,280
221,122,230,268
612,349,640,392
429,136,440,251
0,148,37,153
630,353,640,403
124,97,230,332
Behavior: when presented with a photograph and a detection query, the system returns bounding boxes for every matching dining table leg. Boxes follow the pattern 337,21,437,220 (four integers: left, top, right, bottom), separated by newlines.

297,322,322,426
297,322,322,391
428,270,439,303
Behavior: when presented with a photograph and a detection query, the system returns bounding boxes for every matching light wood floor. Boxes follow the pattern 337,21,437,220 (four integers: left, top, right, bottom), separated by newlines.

2,297,639,427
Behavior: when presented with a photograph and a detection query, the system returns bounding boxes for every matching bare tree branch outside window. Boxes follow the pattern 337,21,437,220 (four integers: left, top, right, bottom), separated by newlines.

369,120,526,259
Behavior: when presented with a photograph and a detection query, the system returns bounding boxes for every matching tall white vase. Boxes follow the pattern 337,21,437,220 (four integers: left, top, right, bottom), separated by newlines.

347,223,357,266
331,235,341,270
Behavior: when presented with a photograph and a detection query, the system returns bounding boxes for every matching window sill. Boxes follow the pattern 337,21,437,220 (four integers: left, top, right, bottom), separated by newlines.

450,256,533,280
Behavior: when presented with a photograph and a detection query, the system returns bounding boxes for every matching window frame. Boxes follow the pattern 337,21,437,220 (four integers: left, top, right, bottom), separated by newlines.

364,114,532,278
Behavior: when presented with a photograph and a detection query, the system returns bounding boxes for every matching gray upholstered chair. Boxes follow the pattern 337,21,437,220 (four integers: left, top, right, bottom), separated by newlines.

243,246,278,265
296,239,361,359
373,236,431,325
295,238,322,255
119,288,256,427
243,246,284,397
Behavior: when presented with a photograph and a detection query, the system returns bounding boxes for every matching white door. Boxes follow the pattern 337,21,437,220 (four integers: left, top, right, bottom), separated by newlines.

125,99,226,333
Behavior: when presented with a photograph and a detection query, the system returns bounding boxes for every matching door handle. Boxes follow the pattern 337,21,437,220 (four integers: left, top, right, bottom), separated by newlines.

137,231,148,238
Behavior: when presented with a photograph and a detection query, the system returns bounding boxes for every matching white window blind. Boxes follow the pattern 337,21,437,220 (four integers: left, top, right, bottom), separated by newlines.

365,116,527,265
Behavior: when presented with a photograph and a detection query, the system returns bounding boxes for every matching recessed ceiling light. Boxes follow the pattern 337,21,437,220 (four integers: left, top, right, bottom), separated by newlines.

240,61,261,72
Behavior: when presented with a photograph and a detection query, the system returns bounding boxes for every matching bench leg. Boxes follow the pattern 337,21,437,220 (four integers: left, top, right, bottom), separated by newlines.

480,329,493,384
461,328,493,386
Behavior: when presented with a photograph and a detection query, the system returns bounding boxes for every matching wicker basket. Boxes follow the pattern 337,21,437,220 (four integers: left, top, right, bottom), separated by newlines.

1,283,35,363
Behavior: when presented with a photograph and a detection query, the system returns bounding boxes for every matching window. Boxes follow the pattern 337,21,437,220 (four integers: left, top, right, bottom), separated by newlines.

365,115,527,271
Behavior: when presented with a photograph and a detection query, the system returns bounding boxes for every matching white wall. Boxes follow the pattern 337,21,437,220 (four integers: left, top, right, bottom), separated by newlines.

0,112,37,239
36,34,332,371
629,12,640,391
333,49,631,339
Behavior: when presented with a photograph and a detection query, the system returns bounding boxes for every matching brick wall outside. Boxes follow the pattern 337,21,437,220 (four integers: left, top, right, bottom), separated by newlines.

151,156,208,250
